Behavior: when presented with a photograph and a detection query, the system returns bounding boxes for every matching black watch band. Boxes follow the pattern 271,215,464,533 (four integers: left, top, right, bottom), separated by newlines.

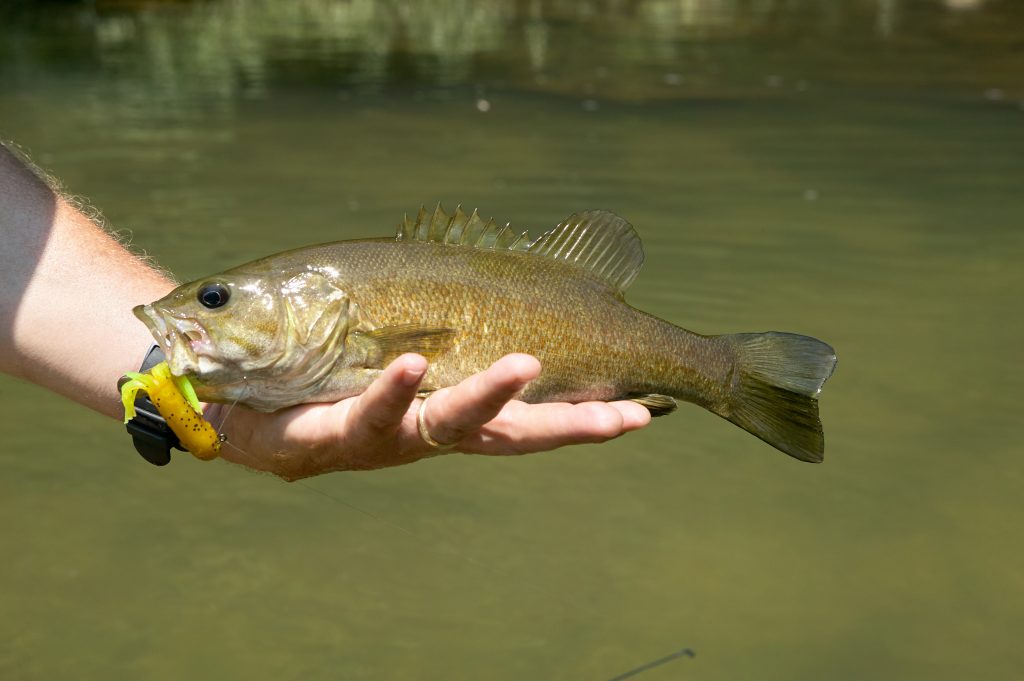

117,344,183,466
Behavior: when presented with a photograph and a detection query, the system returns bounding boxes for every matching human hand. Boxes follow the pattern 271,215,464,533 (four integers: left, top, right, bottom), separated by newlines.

208,353,652,481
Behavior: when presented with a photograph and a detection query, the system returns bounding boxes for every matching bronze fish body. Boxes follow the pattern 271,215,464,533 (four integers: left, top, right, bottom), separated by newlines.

135,206,837,462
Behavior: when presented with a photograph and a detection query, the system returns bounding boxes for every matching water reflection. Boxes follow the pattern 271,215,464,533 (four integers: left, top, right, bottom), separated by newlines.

2,0,1021,119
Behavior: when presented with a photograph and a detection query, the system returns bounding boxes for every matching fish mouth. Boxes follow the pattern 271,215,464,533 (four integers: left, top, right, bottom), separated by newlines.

133,304,214,373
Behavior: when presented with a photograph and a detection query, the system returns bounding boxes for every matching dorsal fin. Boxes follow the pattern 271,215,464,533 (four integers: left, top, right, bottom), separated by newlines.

397,204,531,250
396,204,645,291
526,210,644,291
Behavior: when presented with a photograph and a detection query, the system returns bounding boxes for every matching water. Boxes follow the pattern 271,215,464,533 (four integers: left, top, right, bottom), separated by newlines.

1,1,1022,679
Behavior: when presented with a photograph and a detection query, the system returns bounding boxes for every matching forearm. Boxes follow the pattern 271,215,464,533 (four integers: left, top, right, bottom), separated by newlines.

0,144,174,419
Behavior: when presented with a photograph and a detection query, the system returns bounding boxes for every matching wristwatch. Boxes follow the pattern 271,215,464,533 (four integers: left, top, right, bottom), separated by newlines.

117,344,183,466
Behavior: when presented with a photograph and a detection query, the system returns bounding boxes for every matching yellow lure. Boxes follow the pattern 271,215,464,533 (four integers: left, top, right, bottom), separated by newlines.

120,361,221,460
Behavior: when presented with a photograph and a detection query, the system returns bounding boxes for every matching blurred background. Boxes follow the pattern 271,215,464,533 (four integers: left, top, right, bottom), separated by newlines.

1,1,1022,679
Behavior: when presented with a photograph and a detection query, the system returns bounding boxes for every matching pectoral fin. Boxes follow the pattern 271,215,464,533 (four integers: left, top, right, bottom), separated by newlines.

359,324,456,367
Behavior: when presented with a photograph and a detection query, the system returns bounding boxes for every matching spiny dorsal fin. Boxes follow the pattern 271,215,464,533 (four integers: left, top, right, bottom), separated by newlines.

396,204,645,291
397,204,531,250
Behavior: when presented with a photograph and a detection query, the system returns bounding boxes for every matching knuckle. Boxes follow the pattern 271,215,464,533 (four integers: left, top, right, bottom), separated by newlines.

579,404,623,441
359,394,411,434
428,420,469,447
364,409,400,433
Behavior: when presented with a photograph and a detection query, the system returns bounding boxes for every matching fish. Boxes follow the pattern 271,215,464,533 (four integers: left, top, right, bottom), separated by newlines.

134,206,837,462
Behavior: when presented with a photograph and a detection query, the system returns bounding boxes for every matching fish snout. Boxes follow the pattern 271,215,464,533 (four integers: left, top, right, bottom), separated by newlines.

134,304,217,374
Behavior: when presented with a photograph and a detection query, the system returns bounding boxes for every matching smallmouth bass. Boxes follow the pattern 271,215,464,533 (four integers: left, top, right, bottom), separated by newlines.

135,206,837,462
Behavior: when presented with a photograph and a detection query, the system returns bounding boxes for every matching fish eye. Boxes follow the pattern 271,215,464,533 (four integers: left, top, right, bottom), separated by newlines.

198,282,230,309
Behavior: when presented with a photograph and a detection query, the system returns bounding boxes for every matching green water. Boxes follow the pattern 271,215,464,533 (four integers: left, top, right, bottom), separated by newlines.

2,1,1023,679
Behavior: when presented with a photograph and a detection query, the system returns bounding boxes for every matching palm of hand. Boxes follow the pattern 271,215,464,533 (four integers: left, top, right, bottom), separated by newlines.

209,353,651,480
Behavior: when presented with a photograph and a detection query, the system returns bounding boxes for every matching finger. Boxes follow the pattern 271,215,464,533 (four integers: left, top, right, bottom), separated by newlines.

342,353,427,444
607,400,653,431
422,353,541,446
459,400,649,455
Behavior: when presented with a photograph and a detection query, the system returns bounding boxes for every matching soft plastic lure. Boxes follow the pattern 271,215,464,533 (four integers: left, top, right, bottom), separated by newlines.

120,361,221,460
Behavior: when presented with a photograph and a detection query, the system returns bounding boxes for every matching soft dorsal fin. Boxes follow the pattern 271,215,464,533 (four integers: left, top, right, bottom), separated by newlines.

526,210,644,291
396,204,645,291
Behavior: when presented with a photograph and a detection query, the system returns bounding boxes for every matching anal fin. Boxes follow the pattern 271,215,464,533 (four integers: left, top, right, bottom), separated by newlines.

627,393,678,417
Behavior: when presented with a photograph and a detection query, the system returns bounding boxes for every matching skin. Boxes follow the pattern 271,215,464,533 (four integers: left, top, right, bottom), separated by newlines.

210,353,649,481
0,143,650,479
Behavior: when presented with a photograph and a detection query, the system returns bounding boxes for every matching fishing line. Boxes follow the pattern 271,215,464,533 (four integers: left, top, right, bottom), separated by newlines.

605,647,695,681
208,375,246,434
212,391,242,433
305,461,699,680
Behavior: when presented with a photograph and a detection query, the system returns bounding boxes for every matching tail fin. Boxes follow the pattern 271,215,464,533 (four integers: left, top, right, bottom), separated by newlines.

717,332,837,463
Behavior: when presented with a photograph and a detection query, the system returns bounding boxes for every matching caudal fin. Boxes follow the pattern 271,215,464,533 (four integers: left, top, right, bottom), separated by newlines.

717,332,837,463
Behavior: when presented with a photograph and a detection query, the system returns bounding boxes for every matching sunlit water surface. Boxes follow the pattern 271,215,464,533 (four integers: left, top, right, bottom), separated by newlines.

1,2,1022,679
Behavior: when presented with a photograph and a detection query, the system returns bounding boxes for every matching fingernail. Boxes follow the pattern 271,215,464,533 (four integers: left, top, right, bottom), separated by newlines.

401,367,426,387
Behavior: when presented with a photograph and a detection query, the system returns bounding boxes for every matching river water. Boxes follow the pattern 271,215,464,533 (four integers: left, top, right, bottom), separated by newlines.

1,1,1022,679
